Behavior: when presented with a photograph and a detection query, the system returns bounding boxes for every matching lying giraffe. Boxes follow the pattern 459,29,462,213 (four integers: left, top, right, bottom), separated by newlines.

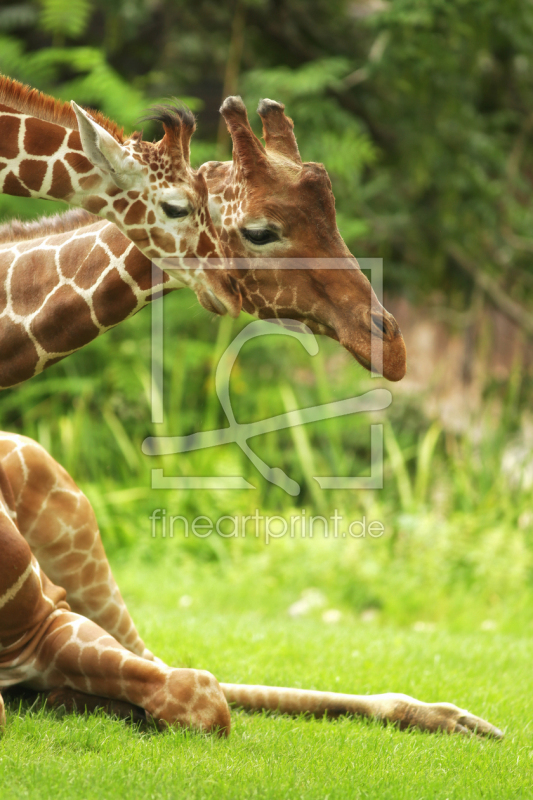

0,432,502,737
0,76,405,385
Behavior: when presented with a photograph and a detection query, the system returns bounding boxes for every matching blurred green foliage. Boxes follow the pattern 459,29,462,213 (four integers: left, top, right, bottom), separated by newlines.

0,1,531,628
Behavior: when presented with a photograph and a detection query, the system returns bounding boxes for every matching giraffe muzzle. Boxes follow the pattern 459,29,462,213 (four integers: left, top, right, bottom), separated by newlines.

197,287,241,318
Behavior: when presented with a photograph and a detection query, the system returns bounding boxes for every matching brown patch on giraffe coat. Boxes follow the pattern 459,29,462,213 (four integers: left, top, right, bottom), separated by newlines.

106,185,122,197
112,198,129,215
126,228,150,244
48,160,74,199
147,210,156,225
10,250,59,315
64,152,93,174
124,200,146,225
24,118,65,156
150,227,175,253
31,285,99,352
67,130,83,150
83,196,108,214
196,230,216,257
79,174,102,191
18,159,47,192
124,247,153,290
73,244,109,290
0,317,39,387
3,171,31,197
0,115,20,159
127,191,140,200
58,235,96,280
100,225,131,258
92,267,138,327
0,103,17,113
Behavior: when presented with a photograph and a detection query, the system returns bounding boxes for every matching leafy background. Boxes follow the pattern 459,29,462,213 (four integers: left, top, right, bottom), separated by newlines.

0,0,531,631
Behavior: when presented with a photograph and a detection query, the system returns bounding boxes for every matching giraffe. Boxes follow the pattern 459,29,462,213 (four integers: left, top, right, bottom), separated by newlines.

0,431,502,738
0,76,241,321
200,96,406,382
0,84,489,737
0,76,405,384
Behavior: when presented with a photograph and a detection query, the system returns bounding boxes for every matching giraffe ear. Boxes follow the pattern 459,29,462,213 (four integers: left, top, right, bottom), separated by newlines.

71,102,142,188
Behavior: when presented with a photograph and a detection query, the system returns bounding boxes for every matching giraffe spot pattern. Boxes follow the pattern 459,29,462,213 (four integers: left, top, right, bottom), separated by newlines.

79,174,102,191
150,227,175,253
24,118,66,157
30,285,100,353
124,200,146,226
72,244,109,290
64,152,94,174
0,318,40,386
3,171,31,197
100,225,131,258
18,159,47,192
10,250,59,315
0,116,20,159
124,248,153,290
112,198,129,215
92,268,138,327
67,130,83,151
83,196,108,214
48,160,74,199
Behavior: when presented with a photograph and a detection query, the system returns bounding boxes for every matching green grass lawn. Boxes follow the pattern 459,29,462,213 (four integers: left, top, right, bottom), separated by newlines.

1,560,532,800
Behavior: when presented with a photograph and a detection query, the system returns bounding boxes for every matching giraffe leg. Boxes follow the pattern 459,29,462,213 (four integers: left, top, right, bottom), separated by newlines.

0,506,229,736
45,687,147,725
220,685,503,738
0,434,154,660
25,610,230,736
0,692,5,731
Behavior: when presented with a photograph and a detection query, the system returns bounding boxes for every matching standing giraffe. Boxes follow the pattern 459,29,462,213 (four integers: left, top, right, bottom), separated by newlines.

0,77,241,320
0,431,502,737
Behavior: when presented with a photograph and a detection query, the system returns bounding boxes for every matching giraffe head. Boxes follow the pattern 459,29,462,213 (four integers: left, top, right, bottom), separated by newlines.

70,102,241,317
200,97,406,381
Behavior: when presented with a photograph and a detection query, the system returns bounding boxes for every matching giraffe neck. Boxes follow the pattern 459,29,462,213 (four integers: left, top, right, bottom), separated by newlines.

0,216,181,389
0,107,111,207
0,105,207,291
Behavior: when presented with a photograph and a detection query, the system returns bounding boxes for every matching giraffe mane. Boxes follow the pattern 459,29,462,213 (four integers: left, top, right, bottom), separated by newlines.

0,208,100,244
0,75,125,143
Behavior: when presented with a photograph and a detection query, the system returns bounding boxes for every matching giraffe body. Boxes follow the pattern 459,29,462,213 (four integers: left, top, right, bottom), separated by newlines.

0,432,502,738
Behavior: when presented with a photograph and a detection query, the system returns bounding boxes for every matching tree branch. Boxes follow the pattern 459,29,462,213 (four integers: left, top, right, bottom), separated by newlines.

447,243,533,337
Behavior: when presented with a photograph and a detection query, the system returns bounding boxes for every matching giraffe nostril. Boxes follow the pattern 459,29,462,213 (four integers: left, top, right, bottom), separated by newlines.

371,313,388,336
228,274,240,296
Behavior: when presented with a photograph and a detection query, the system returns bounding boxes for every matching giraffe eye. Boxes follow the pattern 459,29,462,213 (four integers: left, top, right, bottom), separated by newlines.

161,202,189,219
241,228,279,245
